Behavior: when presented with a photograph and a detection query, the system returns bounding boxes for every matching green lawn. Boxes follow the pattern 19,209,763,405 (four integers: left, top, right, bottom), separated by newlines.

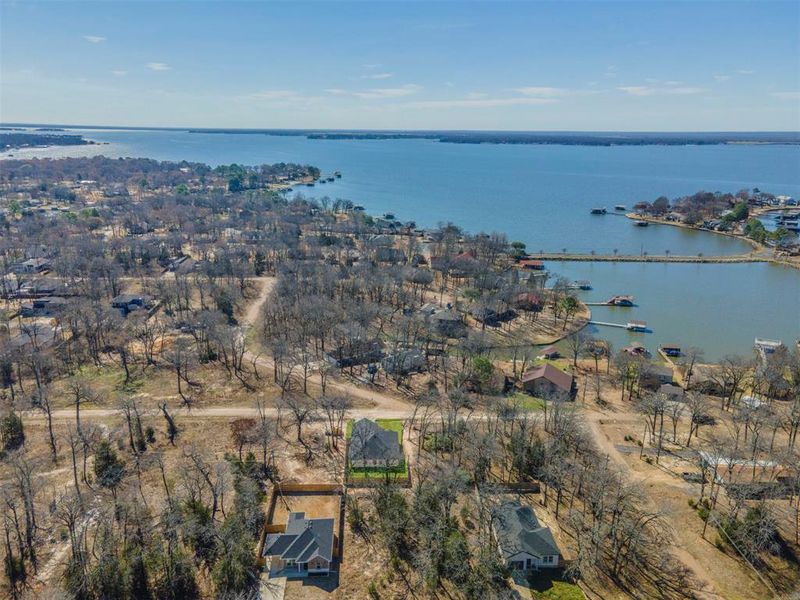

530,581,584,600
345,418,408,481
345,418,404,442
507,393,546,411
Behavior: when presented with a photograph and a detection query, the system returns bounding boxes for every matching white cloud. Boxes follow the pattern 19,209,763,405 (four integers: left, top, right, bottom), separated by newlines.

111,70,127,77
247,90,299,100
738,69,755,75
618,85,706,96
83,35,106,43
405,96,556,109
146,62,171,71
326,84,422,99
772,91,800,100
713,74,731,82
360,72,393,80
515,86,567,97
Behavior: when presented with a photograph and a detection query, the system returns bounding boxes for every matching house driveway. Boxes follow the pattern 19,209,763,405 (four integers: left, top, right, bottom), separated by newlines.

259,572,286,600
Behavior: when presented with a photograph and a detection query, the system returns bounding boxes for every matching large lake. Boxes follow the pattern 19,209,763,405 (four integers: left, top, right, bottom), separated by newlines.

4,129,799,360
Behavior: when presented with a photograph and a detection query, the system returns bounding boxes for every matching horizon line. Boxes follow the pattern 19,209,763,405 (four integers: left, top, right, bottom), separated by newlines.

2,122,799,135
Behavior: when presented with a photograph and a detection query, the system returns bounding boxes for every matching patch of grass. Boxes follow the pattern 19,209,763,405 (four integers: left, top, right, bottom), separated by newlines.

346,460,409,481
345,418,404,442
531,575,586,600
507,393,545,411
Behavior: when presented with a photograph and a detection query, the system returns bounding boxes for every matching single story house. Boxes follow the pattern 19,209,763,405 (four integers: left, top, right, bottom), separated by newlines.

382,348,425,376
429,308,468,338
16,277,70,298
659,383,684,402
492,501,561,571
20,296,69,318
348,418,404,468
518,363,576,400
513,292,543,312
112,293,154,316
11,258,51,275
326,339,384,368
641,363,674,389
262,512,335,577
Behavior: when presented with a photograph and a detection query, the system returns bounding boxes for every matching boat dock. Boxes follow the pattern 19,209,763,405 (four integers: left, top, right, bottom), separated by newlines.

590,320,650,332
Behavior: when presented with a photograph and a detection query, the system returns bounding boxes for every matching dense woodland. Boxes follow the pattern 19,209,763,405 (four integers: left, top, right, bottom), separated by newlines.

0,157,797,599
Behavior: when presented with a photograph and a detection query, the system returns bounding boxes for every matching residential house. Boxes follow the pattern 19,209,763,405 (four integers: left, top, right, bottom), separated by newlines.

20,296,69,318
518,363,575,399
15,277,71,299
326,339,384,368
112,293,154,316
11,258,51,275
429,308,468,338
348,418,404,469
262,512,336,577
492,501,561,571
641,363,674,390
382,348,426,376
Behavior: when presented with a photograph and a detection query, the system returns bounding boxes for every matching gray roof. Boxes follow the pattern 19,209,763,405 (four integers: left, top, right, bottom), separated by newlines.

348,419,403,463
492,502,560,560
263,512,335,563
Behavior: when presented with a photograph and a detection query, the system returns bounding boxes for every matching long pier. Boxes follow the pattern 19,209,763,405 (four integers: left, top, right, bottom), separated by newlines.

533,252,769,264
589,320,629,329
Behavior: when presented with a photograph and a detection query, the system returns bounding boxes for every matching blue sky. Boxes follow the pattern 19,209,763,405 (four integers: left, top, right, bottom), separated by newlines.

1,1,798,130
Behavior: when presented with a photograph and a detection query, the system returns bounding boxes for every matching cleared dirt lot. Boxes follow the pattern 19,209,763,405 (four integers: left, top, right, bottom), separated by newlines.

269,491,342,533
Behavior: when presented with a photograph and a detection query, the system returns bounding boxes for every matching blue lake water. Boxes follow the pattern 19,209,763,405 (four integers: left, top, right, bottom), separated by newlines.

4,129,799,359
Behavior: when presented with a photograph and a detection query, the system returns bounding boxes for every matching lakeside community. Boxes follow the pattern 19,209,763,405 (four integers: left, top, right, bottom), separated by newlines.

0,154,797,600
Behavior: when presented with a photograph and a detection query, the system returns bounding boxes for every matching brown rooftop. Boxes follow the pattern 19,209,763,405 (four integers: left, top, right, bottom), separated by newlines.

520,363,574,393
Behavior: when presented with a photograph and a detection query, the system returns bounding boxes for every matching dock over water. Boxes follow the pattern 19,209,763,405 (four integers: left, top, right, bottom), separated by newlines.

533,252,769,264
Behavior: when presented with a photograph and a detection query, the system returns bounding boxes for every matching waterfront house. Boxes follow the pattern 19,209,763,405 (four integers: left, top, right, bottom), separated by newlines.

492,501,561,571
513,292,543,312
262,512,335,577
641,363,674,389
348,418,403,468
518,363,576,400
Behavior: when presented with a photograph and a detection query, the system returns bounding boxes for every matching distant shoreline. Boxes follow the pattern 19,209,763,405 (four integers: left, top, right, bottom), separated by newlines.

1,124,798,147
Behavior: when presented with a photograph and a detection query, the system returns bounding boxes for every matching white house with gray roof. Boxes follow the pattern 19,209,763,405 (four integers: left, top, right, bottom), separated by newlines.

492,501,561,571
262,512,335,576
